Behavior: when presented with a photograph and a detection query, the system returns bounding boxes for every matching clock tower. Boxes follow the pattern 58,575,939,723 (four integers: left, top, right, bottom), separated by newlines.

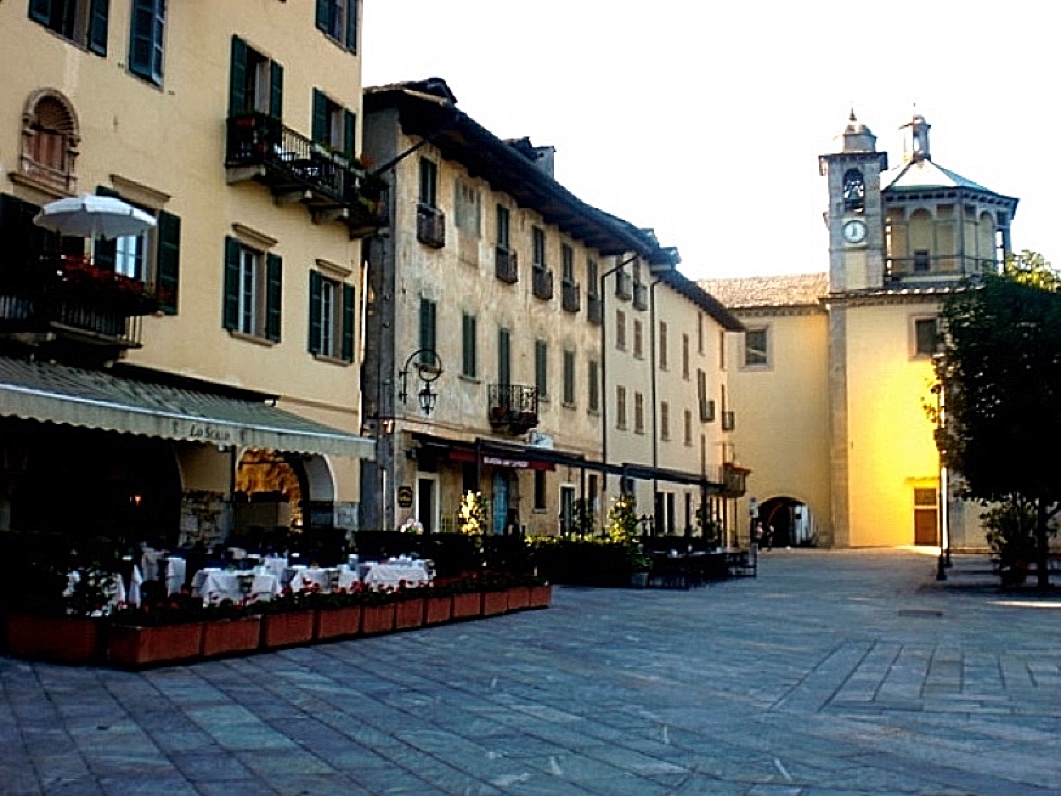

819,111,888,292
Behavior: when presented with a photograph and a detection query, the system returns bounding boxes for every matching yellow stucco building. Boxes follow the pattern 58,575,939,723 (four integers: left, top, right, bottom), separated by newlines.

0,1,375,548
704,112,1018,549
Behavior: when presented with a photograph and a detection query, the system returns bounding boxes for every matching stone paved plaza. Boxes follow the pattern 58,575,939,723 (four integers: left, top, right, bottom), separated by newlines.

1,550,1059,795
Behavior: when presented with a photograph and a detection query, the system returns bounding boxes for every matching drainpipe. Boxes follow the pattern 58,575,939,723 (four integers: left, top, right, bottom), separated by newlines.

600,254,640,496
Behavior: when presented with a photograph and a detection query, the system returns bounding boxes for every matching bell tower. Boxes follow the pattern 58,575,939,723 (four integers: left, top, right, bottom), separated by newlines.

819,111,889,292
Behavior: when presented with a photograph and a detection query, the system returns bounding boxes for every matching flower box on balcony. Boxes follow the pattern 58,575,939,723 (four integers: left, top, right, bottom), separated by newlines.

361,603,395,635
506,586,531,612
107,622,204,669
200,616,262,659
261,610,315,649
5,613,104,665
394,597,425,631
314,605,362,641
423,594,452,626
451,591,481,621
528,584,553,609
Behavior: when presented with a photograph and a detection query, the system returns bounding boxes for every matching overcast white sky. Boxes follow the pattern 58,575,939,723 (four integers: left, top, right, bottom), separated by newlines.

362,1,1058,280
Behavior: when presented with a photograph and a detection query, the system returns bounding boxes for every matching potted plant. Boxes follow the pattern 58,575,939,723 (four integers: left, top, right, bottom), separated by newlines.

527,575,553,609
313,589,362,642
608,494,652,588
254,590,316,649
200,600,262,659
422,582,454,625
479,573,510,617
449,575,482,621
393,583,426,630
358,587,396,635
106,594,206,669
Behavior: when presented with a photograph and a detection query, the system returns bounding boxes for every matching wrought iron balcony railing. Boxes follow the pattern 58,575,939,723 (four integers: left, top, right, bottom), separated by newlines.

488,383,540,434
884,254,998,282
532,267,553,300
417,204,446,249
561,280,581,313
495,246,518,283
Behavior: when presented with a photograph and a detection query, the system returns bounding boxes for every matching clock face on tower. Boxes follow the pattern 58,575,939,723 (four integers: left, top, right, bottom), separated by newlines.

842,218,867,245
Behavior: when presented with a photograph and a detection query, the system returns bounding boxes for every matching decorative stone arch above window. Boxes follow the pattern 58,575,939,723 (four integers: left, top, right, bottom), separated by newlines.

19,89,80,196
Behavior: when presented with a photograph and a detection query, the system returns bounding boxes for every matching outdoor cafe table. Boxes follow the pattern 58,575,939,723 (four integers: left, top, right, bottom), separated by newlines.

361,560,431,590
287,566,336,593
192,568,280,604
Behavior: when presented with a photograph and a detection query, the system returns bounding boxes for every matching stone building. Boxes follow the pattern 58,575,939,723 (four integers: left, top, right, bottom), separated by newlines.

703,112,1018,549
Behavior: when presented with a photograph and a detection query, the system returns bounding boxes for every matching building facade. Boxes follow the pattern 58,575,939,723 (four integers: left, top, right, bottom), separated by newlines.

0,1,376,549
704,112,1018,549
359,79,743,538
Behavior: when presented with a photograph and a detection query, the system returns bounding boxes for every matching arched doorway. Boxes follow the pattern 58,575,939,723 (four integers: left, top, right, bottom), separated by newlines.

233,449,307,548
759,496,815,548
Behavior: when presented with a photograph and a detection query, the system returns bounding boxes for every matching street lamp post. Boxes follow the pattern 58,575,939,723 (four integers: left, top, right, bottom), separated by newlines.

398,349,443,415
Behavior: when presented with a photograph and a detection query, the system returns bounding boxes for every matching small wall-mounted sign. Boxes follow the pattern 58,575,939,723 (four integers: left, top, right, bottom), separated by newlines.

397,485,414,508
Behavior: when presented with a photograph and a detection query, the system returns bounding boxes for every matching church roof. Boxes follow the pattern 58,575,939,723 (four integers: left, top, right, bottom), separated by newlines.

698,273,829,310
881,158,990,192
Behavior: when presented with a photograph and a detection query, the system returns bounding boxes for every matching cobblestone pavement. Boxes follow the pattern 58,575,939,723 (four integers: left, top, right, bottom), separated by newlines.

1,550,1059,795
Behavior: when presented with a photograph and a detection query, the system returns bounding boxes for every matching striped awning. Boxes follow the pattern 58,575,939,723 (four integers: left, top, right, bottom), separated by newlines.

0,357,375,460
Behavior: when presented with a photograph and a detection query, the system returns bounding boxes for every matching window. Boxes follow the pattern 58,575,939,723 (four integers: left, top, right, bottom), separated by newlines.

914,249,930,272
562,349,575,405
312,89,356,159
498,327,511,385
455,181,481,236
684,409,693,446
587,259,599,296
316,0,358,52
534,470,547,511
128,0,165,85
92,187,181,314
615,309,627,350
419,298,437,360
682,333,690,379
419,158,438,207
659,321,669,370
633,319,643,358
308,271,354,361
660,401,670,441
532,226,546,270
29,0,109,55
535,339,548,398
561,244,574,282
843,168,865,212
223,237,281,341
496,205,510,248
20,90,79,194
744,327,768,367
698,312,705,354
229,36,283,118
587,360,600,413
462,312,477,378
634,392,645,435
913,317,939,357
616,386,627,429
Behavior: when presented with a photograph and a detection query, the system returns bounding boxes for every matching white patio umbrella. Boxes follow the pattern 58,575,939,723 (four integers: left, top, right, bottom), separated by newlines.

33,194,156,239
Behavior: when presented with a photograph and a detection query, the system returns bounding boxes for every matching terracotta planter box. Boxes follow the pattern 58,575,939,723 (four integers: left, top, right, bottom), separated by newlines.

201,616,262,658
423,595,452,626
314,606,362,641
451,591,481,620
108,622,203,668
481,590,508,617
261,610,315,649
6,613,104,665
394,598,424,630
506,586,531,612
361,603,395,635
528,584,553,609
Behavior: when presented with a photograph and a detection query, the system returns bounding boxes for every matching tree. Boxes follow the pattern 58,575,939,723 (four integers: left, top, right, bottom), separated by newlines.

934,253,1061,588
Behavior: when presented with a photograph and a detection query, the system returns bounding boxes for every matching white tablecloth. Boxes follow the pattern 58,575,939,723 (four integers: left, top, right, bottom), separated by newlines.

164,557,187,595
362,561,430,590
192,568,280,604
288,566,335,592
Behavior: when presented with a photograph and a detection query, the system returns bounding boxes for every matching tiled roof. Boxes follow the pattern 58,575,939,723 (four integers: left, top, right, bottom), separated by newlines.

881,158,989,192
698,273,830,309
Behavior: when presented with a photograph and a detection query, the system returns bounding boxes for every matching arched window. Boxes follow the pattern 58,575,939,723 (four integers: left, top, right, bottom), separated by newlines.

842,168,864,211
20,90,80,194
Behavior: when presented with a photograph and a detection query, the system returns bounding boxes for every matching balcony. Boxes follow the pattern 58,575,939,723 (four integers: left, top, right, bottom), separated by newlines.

532,267,554,300
561,280,581,313
0,255,155,350
633,282,649,311
417,204,446,248
488,384,540,435
884,254,993,283
495,246,518,283
225,113,379,235
720,462,749,498
615,271,633,301
587,293,603,325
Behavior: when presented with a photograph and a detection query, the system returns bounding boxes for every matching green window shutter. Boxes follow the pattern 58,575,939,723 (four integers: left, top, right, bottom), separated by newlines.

29,0,51,25
92,186,120,270
269,61,283,120
0,193,38,272
418,298,436,359
228,36,247,115
341,283,355,362
311,89,327,145
535,340,547,396
563,350,575,404
498,328,510,386
265,253,282,342
88,0,109,56
343,109,356,159
222,236,240,330
346,0,359,52
462,313,477,378
588,360,599,411
308,270,323,355
315,0,329,32
156,210,180,315
129,0,163,83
